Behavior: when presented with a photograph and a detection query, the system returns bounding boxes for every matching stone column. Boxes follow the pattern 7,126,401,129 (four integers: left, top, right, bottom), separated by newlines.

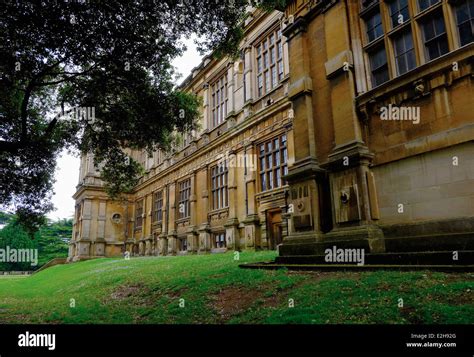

224,151,240,250
279,18,326,258
227,62,235,116
158,185,168,256
145,193,153,256
202,83,210,132
198,223,211,253
320,2,384,252
187,171,199,253
76,199,92,260
167,182,177,255
243,144,260,249
123,198,134,256
243,46,253,104
198,178,211,253
95,200,106,257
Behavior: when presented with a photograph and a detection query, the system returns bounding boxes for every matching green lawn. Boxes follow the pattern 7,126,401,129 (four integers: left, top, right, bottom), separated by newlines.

0,251,472,324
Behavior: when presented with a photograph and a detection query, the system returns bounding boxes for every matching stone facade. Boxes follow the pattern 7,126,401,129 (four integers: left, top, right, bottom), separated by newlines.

68,1,474,262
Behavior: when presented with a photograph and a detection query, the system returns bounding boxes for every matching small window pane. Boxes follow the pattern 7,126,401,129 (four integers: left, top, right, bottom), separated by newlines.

272,66,278,87
394,30,416,75
366,10,384,42
261,173,266,191
369,46,389,87
418,0,440,12
422,15,448,61
388,0,409,28
278,61,284,79
268,171,273,189
455,0,474,46
265,71,270,92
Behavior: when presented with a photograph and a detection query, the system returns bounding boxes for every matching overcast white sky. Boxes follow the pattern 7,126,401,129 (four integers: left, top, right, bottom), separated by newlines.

48,37,203,221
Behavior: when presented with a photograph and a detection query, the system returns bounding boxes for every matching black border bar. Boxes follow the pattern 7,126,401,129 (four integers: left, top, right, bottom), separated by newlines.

0,324,472,355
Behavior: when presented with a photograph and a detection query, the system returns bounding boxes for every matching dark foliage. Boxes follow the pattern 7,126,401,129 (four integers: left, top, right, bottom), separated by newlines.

0,0,286,233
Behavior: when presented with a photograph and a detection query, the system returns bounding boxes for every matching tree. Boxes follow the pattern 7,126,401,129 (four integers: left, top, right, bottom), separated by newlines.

0,216,71,271
36,218,71,266
0,0,287,233
0,220,36,271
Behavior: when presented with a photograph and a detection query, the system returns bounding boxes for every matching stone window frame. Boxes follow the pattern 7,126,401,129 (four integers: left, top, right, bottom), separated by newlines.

178,236,188,252
392,28,416,75
210,162,229,211
453,0,474,47
360,0,464,90
387,0,410,29
419,0,441,12
258,133,288,193
213,232,226,249
419,10,450,61
210,71,228,129
177,178,191,219
152,190,164,223
368,44,390,86
255,25,284,98
134,199,144,230
153,149,163,167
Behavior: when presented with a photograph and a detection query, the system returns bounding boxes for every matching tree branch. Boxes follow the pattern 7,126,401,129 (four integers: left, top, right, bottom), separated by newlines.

18,59,68,144
0,140,24,154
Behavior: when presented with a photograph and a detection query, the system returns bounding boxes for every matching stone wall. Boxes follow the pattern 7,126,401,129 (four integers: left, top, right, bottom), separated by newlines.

373,141,474,224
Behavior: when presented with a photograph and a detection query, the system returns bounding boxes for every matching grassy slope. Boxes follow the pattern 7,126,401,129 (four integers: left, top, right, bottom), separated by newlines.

0,251,472,324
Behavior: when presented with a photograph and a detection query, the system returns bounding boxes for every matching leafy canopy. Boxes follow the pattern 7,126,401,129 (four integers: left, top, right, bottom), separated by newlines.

0,0,287,233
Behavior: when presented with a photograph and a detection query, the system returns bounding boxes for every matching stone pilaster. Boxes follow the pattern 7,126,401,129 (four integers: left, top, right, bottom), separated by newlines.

158,233,168,256
187,171,199,253
198,223,211,253
243,45,253,104
198,182,211,253
225,152,240,250
242,215,260,249
243,144,260,249
224,218,240,251
186,226,198,253
167,182,177,255
74,240,91,261
279,17,326,257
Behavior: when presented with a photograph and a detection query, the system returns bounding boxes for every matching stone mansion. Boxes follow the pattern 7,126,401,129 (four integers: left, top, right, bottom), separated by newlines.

68,0,474,262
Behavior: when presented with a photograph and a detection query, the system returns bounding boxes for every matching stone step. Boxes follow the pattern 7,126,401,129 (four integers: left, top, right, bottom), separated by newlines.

383,233,474,252
279,232,474,256
275,250,474,266
239,262,474,272
381,217,474,238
